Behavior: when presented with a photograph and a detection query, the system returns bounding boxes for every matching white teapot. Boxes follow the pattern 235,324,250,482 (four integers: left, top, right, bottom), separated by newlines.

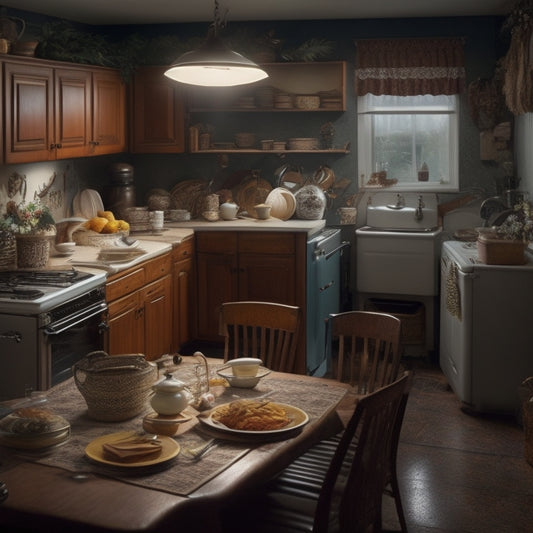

150,373,193,415
219,202,239,220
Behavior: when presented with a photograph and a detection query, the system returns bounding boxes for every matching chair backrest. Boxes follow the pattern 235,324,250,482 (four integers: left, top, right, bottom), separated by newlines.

219,301,301,373
314,371,413,533
327,310,402,394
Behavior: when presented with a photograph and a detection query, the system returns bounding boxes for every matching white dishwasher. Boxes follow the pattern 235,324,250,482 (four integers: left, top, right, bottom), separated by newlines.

440,240,533,415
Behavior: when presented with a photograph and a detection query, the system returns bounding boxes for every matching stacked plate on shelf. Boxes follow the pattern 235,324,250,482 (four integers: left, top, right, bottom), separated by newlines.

274,93,293,109
73,189,104,219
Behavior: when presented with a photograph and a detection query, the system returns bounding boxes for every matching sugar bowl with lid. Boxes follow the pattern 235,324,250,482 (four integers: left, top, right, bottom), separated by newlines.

150,373,193,415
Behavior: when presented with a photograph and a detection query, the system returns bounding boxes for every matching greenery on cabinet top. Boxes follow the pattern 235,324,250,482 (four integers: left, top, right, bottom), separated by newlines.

32,20,338,80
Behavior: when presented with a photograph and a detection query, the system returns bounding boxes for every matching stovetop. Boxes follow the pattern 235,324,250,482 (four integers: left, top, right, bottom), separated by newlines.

442,240,533,272
0,269,107,315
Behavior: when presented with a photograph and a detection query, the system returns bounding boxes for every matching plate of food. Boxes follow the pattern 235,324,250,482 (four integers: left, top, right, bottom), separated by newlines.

199,399,309,435
85,431,180,467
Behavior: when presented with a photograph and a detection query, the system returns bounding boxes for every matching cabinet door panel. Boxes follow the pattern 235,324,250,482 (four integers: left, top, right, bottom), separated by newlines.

142,276,172,360
4,62,54,163
196,253,237,340
107,292,143,355
92,70,126,154
131,66,185,153
172,257,193,352
55,68,92,159
238,254,296,304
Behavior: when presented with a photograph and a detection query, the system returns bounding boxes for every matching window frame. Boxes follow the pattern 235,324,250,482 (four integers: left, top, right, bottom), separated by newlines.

357,94,460,192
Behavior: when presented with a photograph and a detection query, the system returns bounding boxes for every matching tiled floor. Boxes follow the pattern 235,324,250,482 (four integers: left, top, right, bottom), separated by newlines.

392,361,533,533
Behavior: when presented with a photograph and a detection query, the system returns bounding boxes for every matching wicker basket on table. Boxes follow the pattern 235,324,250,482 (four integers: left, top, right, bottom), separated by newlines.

73,351,157,421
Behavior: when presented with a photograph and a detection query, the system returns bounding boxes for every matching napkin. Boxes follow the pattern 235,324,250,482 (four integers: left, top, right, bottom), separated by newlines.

103,437,163,462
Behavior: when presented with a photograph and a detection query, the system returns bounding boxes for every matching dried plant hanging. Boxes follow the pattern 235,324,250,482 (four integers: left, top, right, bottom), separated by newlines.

502,0,533,114
468,60,508,131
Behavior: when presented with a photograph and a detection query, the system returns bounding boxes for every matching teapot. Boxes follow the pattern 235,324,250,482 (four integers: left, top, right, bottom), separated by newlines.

219,202,239,220
150,373,193,415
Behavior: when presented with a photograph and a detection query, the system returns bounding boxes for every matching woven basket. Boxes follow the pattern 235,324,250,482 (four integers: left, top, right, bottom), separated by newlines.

73,351,157,422
0,231,16,270
72,229,129,248
15,234,50,268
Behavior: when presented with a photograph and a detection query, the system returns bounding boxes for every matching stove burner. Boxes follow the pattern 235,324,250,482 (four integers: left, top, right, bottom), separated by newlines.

0,288,45,300
0,269,93,289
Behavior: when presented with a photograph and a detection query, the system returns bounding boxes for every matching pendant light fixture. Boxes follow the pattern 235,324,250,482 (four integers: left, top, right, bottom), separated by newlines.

164,0,268,87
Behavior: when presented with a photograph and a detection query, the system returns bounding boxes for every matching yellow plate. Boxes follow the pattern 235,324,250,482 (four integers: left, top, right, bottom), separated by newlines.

199,402,309,435
85,431,180,468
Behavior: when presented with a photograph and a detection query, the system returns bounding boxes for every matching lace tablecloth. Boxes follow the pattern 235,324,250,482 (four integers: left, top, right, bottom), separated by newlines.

0,362,346,496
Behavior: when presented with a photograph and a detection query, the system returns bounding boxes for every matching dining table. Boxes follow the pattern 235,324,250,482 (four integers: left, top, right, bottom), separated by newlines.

0,355,351,533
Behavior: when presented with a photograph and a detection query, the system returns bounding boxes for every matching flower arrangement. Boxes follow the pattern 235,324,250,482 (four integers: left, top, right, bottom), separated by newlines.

498,201,533,242
1,199,55,235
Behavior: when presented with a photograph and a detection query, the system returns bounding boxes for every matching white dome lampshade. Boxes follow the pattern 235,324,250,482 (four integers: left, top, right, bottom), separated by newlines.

164,1,268,88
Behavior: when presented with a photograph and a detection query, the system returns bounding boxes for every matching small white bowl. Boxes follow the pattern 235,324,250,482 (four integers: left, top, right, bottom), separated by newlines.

55,242,76,254
217,366,271,389
225,357,263,377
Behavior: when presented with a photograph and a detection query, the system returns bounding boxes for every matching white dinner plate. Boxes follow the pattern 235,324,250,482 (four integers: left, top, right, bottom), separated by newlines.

199,402,309,436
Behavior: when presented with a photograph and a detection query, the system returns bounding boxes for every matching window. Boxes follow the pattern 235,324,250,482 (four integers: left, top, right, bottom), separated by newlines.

357,93,459,191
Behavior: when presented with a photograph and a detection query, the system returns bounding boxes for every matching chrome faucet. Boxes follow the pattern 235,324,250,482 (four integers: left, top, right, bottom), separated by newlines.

415,195,425,221
396,194,405,208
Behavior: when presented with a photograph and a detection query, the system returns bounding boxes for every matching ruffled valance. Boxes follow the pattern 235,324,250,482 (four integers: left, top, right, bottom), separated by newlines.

355,38,465,96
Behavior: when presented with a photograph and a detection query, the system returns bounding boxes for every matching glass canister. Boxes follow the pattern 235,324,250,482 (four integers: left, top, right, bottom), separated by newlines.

295,184,327,220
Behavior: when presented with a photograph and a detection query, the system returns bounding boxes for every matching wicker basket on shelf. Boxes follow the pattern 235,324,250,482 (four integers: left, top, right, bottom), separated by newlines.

73,351,157,422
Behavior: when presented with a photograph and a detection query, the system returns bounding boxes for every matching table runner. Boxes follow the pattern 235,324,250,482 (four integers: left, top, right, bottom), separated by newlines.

0,365,346,497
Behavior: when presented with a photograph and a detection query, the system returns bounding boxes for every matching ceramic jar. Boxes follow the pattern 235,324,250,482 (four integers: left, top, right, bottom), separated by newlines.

295,185,326,220
219,202,239,220
150,374,193,415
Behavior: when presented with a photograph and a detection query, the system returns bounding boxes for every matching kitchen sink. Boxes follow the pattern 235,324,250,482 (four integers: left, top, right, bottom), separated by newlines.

366,192,438,231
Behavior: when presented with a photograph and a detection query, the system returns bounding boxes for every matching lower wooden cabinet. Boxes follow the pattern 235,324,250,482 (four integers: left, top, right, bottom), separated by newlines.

194,231,307,372
106,253,172,361
171,238,194,352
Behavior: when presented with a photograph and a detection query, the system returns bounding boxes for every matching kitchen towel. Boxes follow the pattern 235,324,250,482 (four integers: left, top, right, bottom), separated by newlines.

445,261,462,320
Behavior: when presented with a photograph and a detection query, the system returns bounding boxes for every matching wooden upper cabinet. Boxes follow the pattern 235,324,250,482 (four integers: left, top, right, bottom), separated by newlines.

92,69,126,155
54,67,92,159
3,58,126,163
4,61,55,163
130,66,185,153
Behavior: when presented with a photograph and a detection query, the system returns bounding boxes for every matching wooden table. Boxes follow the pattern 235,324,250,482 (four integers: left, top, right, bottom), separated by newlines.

0,357,349,533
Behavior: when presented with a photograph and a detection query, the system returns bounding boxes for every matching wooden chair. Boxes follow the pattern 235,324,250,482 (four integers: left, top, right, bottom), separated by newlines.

221,372,413,533
219,301,301,373
327,310,402,394
326,310,407,531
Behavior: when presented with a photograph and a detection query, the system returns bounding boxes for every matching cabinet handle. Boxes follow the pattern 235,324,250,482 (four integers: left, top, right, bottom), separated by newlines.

89,140,100,146
49,143,56,150
0,330,22,343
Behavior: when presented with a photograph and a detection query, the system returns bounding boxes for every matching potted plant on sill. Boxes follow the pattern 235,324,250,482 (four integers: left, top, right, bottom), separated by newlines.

1,199,55,268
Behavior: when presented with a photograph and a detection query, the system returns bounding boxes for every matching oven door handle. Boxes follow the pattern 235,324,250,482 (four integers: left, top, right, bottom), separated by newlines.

324,241,350,260
43,302,108,335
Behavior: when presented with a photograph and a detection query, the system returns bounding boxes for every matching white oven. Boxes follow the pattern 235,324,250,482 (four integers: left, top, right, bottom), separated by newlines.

0,270,107,401
440,241,533,415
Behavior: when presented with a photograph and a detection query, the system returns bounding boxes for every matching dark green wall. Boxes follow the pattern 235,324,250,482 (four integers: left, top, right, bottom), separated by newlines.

3,9,506,218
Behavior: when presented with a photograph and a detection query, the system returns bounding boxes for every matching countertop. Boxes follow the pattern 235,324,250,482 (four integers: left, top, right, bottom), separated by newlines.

48,219,324,276
164,217,326,235
48,239,174,275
